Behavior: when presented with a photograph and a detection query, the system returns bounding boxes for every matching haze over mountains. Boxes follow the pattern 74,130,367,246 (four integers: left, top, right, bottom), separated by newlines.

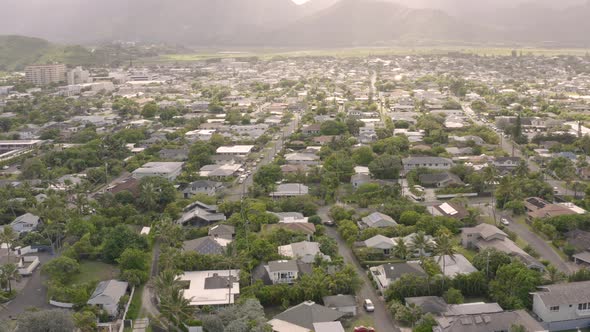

1,0,589,47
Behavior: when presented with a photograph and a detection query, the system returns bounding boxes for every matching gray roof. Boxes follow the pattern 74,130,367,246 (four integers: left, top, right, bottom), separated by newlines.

445,302,503,316
274,301,346,330
364,235,395,249
361,212,397,228
87,279,128,305
435,310,545,332
272,212,305,220
533,280,590,306
405,296,448,314
269,260,299,272
403,156,453,165
434,254,478,277
313,321,345,332
182,236,224,255
381,262,426,280
11,213,40,227
184,180,221,191
204,274,237,289
208,224,235,237
323,295,356,308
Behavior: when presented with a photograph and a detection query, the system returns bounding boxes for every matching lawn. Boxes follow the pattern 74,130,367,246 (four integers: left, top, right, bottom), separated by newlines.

70,261,119,285
127,285,143,320
343,314,375,332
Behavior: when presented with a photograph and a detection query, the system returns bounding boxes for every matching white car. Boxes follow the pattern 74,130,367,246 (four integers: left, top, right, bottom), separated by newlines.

501,218,510,226
363,299,375,312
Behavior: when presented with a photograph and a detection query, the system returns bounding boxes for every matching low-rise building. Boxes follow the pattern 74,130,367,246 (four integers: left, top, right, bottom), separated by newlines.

86,280,129,317
369,262,426,292
179,270,240,306
132,162,184,181
403,156,453,173
359,212,398,229
323,294,357,316
532,280,590,331
270,183,309,197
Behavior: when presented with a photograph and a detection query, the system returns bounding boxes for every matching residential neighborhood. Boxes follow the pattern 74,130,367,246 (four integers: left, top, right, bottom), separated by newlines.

2,25,590,332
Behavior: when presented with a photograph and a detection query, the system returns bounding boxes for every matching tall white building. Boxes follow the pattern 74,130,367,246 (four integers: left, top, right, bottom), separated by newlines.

67,67,92,85
25,64,66,86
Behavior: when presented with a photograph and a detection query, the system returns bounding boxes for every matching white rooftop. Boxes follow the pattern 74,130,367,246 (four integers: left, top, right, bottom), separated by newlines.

179,270,240,306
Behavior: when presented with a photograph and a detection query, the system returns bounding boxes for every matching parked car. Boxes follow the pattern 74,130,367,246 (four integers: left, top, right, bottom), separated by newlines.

323,219,335,227
501,218,509,226
363,299,375,312
354,327,375,332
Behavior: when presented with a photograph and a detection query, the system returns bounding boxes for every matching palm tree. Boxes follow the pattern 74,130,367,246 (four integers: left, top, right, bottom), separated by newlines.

434,235,457,288
158,287,195,331
393,239,409,260
546,265,565,284
0,227,16,259
483,165,499,225
138,181,157,212
410,231,432,258
154,270,182,301
0,263,21,292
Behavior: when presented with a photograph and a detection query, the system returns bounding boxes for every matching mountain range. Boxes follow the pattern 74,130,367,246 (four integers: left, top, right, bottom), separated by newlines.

1,0,589,47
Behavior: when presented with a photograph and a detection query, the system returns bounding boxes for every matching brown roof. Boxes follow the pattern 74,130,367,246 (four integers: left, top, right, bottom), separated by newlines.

263,223,316,236
107,177,140,197
527,204,576,219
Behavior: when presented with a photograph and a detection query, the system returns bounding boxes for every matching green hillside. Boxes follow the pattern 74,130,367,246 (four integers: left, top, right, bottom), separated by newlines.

0,35,103,71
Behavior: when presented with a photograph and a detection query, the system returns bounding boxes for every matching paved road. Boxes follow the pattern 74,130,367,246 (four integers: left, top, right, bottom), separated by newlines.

225,114,299,201
503,216,577,274
319,206,400,332
0,252,53,320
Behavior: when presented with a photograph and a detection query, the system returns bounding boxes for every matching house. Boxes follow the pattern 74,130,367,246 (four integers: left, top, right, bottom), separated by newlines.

302,124,321,135
269,301,346,332
106,177,140,197
216,145,254,156
402,156,453,173
492,157,521,169
159,148,189,161
312,135,339,145
177,201,226,226
270,183,309,197
323,294,357,316
405,296,448,315
0,247,40,276
313,322,345,332
179,270,240,306
87,280,129,317
462,223,543,270
132,162,184,181
263,223,316,241
199,163,241,179
431,202,469,220
433,310,546,332
532,280,590,331
269,259,312,285
182,236,225,255
272,212,308,224
278,241,330,264
419,172,464,188
363,235,395,255
253,259,312,285
359,212,398,229
369,262,426,292
525,197,585,220
284,153,320,166
182,180,222,198
351,173,371,189
392,233,436,257
433,254,478,278
208,224,235,242
280,164,309,175
8,213,41,235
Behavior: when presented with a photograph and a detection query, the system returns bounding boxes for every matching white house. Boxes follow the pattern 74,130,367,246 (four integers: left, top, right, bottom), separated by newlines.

132,162,184,181
402,156,453,173
532,281,590,331
267,260,300,284
216,145,254,156
87,280,129,317
179,270,240,306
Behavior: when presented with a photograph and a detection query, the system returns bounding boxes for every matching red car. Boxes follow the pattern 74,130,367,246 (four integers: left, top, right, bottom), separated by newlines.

354,327,376,332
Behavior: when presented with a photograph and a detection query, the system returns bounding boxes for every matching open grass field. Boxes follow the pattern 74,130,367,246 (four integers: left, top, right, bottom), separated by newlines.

70,261,119,285
148,46,590,64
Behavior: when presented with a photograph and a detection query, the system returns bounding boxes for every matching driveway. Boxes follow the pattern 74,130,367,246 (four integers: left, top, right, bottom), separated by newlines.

0,251,54,320
318,206,400,332
504,216,577,274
